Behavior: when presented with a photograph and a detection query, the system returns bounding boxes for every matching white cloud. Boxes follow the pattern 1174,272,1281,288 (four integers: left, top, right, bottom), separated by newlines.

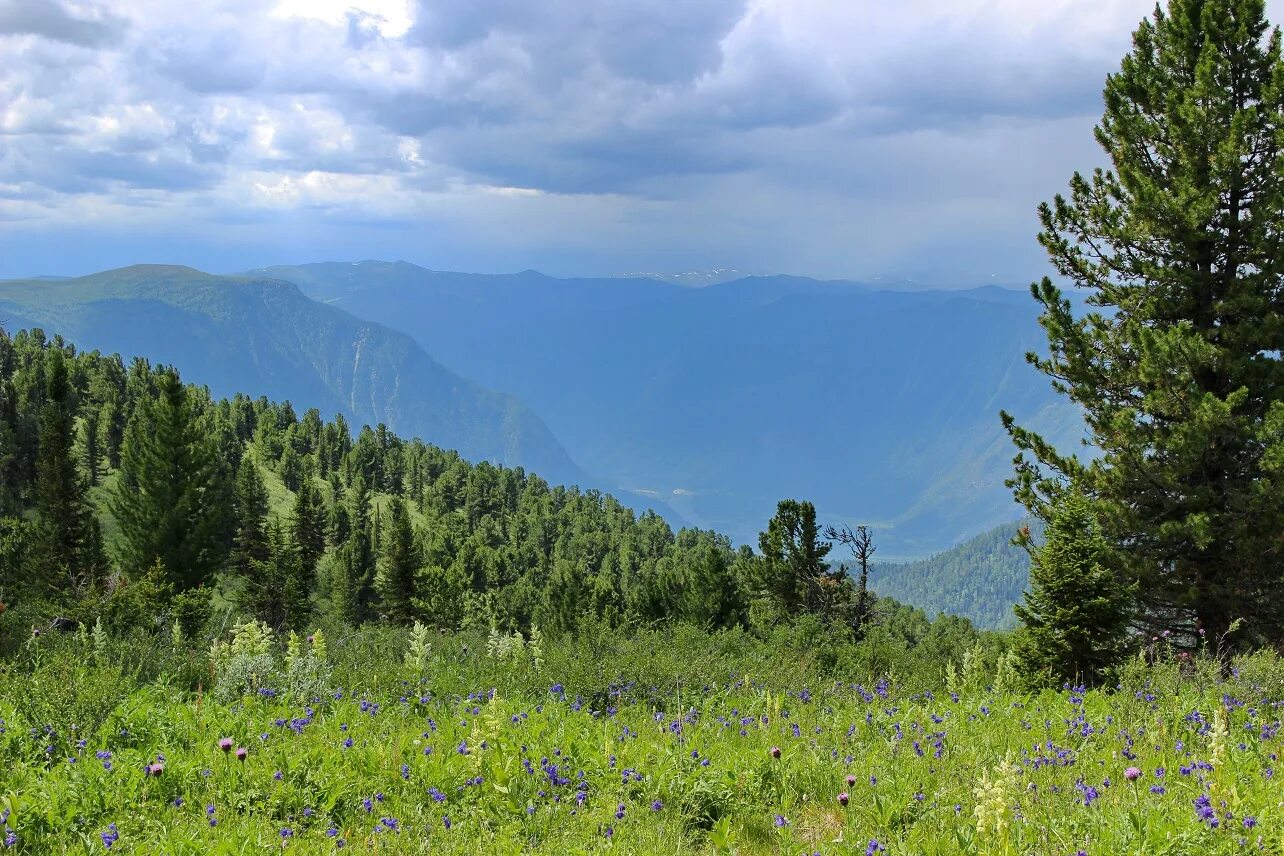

3,0,1265,280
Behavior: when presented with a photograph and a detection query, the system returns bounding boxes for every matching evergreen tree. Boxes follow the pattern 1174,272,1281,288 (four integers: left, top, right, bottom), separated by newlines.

229,455,269,578
1003,0,1284,648
757,499,831,618
79,405,101,487
1014,493,1135,686
680,534,743,628
242,519,308,631
33,350,103,598
331,475,375,624
111,369,232,589
377,496,419,625
291,478,327,589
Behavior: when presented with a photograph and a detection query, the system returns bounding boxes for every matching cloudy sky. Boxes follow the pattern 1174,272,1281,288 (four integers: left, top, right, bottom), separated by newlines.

0,0,1217,282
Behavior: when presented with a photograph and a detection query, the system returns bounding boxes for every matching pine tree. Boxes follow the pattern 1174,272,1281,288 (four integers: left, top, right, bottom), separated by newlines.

377,496,419,625
758,499,831,618
1003,0,1284,648
79,405,101,487
111,369,232,590
680,535,743,628
291,478,327,590
242,519,307,631
1014,493,1135,686
331,475,374,624
229,455,270,578
33,350,103,598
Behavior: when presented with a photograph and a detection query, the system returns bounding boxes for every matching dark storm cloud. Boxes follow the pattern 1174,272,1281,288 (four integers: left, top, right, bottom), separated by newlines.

0,0,1199,281
408,0,747,83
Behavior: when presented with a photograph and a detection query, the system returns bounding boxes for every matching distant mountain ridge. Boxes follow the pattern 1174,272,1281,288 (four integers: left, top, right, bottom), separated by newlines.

254,261,1084,557
0,264,588,487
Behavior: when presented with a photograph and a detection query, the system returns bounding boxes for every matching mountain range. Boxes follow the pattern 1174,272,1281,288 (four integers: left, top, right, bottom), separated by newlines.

0,265,586,488
3,259,1081,566
256,261,1082,557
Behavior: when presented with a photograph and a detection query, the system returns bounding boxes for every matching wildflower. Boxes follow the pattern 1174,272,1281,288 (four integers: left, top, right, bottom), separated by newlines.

235,747,248,761
651,799,663,812
846,773,857,787
101,823,119,849
146,762,164,777
837,791,850,807
443,816,452,830
770,746,781,759
218,737,233,752
774,814,789,827
1124,766,1142,781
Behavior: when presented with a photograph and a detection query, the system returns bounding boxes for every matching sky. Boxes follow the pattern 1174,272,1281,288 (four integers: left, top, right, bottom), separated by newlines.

0,0,1219,282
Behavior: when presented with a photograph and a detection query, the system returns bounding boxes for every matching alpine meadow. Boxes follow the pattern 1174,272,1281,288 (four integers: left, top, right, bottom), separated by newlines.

7,0,1284,854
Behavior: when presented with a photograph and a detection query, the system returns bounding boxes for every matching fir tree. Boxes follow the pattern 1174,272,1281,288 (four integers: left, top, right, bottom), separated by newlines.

229,455,270,578
1014,492,1135,686
331,475,374,624
33,350,103,598
377,496,419,625
291,478,327,590
79,405,101,487
242,519,307,631
1003,0,1284,648
111,369,232,589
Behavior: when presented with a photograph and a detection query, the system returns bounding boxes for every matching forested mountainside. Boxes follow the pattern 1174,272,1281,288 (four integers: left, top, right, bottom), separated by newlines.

3,328,897,641
869,520,1041,630
257,261,1083,557
0,265,586,488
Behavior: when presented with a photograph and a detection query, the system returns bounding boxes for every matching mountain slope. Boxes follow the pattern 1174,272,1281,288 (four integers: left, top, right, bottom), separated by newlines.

0,265,587,486
867,520,1042,630
258,261,1082,556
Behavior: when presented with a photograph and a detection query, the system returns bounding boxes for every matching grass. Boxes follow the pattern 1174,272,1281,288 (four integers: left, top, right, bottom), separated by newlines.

0,624,1282,854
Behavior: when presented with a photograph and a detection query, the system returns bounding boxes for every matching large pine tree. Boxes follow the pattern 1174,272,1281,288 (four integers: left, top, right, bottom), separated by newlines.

757,499,831,619
33,350,104,599
111,369,232,590
1003,0,1284,649
291,478,327,590
229,455,270,578
330,475,375,624
377,496,419,625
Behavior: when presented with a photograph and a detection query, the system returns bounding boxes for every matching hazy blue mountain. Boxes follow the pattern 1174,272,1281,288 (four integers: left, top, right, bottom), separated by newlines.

0,265,587,487
255,261,1083,556
867,519,1042,630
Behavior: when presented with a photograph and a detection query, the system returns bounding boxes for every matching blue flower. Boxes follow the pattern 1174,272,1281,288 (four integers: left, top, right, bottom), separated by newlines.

100,823,119,849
